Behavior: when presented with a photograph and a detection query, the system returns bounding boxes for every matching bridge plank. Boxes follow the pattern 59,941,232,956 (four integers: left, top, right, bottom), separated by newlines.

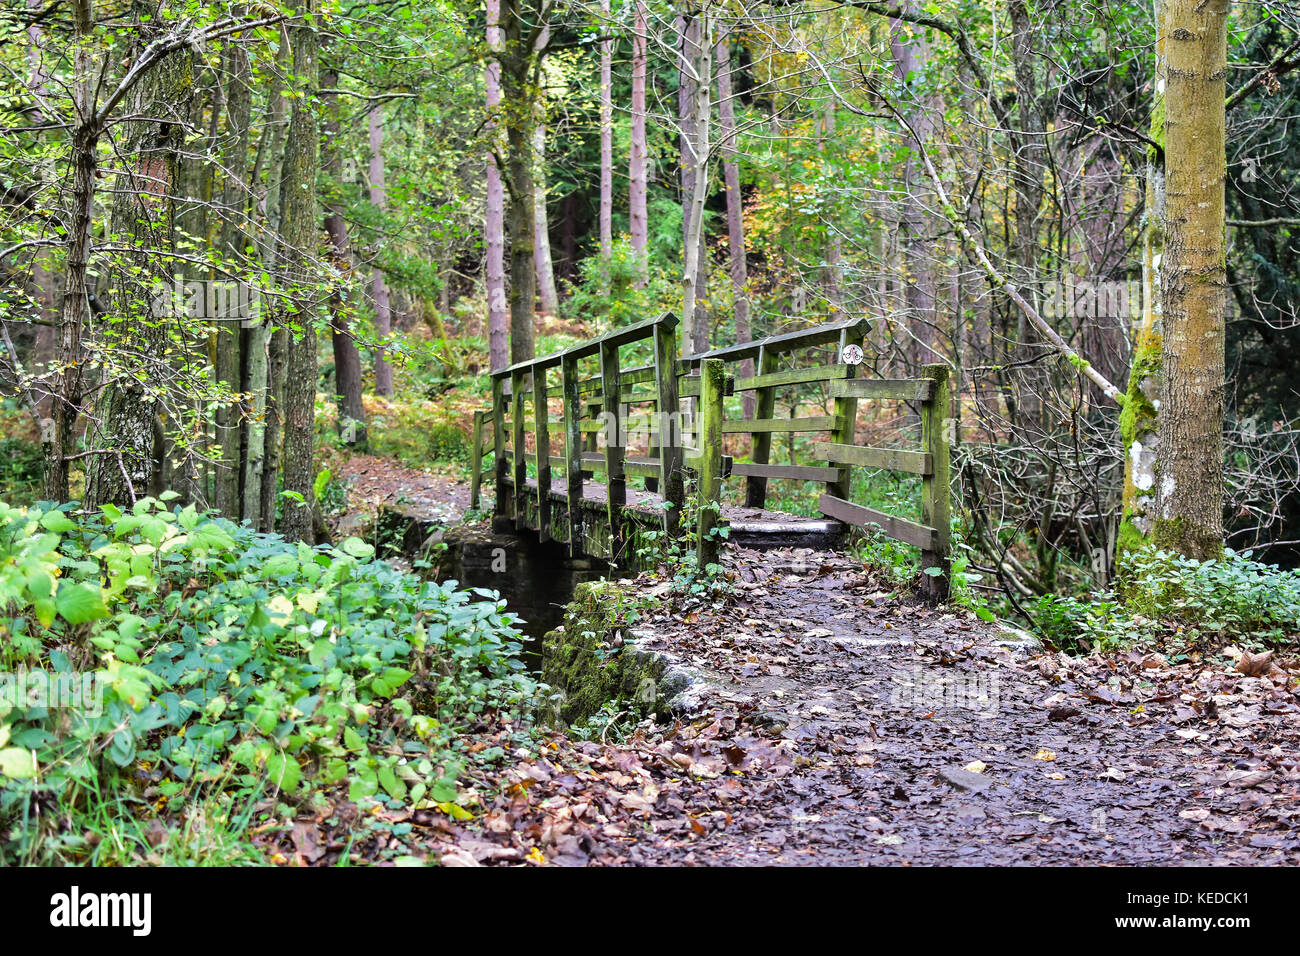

731,462,840,482
830,378,935,401
818,494,937,550
733,365,850,392
813,441,932,475
724,416,839,434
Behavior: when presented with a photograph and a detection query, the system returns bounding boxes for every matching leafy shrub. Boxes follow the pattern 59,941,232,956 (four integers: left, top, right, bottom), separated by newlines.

0,497,534,864
1123,547,1300,644
562,237,676,329
1029,547,1300,654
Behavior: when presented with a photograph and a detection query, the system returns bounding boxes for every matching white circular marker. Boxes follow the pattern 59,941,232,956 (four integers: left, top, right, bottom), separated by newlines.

841,344,864,366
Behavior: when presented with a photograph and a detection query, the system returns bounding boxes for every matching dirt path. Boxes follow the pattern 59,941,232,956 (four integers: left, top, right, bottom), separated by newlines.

433,546,1300,866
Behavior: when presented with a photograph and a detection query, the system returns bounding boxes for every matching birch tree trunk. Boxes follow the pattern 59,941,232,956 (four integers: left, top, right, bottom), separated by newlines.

629,0,649,286
599,0,614,289
680,11,713,354
485,0,509,371
1154,0,1229,559
1118,0,1167,564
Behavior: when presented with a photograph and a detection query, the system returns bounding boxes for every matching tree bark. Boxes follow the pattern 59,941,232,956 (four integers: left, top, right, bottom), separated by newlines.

500,0,539,364
629,0,649,286
215,42,252,517
324,68,367,450
1118,0,1167,565
716,33,753,417
369,103,395,394
679,13,708,350
1154,0,1229,559
680,11,713,354
277,4,322,543
485,0,509,370
599,0,614,288
83,38,193,509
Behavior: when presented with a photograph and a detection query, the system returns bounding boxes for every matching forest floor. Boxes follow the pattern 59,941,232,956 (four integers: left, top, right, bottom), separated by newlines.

287,454,1300,866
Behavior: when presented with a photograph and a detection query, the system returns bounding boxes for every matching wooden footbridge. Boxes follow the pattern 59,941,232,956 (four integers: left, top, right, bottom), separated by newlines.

469,313,954,601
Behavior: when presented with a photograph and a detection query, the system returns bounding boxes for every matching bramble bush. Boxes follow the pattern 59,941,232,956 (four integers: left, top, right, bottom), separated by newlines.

0,496,534,864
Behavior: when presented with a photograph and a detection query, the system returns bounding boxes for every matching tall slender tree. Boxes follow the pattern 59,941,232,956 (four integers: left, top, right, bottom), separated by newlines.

1154,0,1229,558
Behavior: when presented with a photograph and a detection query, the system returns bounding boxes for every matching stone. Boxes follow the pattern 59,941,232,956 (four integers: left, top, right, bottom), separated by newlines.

941,767,994,793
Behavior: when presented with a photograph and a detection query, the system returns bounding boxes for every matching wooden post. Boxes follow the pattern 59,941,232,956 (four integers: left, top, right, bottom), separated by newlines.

920,362,952,603
511,369,526,530
533,366,552,542
600,340,626,560
562,353,584,554
828,326,863,500
654,316,683,535
492,376,507,520
696,357,726,567
745,344,779,508
470,410,484,510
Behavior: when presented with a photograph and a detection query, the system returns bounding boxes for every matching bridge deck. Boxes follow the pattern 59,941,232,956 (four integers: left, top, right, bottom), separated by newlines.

502,475,843,550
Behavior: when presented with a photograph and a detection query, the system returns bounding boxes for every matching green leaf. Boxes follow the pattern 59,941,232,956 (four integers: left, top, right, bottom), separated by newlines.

266,753,301,793
341,537,375,560
39,511,77,533
976,607,996,623
0,747,37,778
56,582,109,625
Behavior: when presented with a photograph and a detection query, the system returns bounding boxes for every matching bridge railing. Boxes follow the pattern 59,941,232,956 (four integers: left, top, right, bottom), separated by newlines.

475,312,719,564
469,313,952,600
680,315,952,601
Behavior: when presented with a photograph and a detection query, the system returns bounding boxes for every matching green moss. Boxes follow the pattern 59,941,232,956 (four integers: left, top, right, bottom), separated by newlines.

1117,331,1163,568
1153,515,1225,562
539,580,664,726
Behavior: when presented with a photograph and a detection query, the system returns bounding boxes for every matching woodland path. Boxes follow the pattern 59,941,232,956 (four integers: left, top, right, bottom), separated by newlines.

315,456,1300,866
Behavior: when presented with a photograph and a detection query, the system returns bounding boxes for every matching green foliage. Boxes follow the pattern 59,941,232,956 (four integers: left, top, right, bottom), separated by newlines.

562,237,676,329
1029,547,1300,654
0,498,534,864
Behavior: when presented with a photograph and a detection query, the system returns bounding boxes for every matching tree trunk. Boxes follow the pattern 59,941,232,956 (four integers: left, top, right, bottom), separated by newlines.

890,4,938,365
501,0,540,364
215,42,252,517
83,40,193,509
324,69,367,449
716,33,753,417
369,103,395,394
629,0,649,286
485,0,509,370
1118,0,1167,565
277,4,322,543
680,12,713,354
599,0,614,289
1154,0,1228,559
533,121,560,316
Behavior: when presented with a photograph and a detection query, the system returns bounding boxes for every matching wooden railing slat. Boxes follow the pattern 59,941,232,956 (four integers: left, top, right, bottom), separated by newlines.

813,441,932,475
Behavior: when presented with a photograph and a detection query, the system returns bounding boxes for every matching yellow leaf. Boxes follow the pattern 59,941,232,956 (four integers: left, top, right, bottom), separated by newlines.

1034,748,1058,762
963,760,987,774
296,591,320,615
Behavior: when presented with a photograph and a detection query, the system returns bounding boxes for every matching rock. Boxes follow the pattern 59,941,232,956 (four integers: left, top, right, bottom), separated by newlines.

941,767,993,792
990,624,1043,659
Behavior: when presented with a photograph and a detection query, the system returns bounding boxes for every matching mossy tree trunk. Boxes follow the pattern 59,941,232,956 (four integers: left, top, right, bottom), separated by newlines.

1118,0,1167,567
1153,0,1229,560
